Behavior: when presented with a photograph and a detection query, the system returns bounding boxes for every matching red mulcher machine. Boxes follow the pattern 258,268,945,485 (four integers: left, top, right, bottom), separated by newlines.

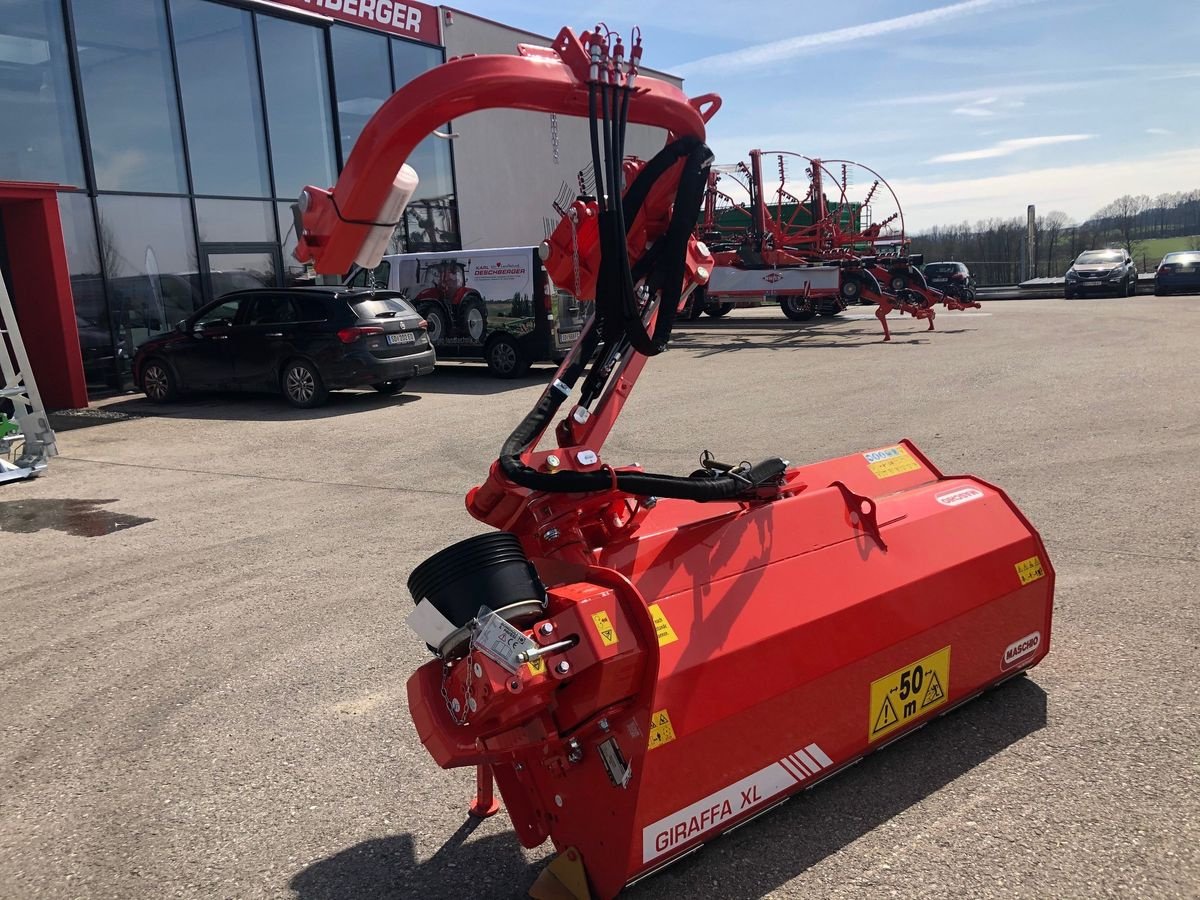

294,25,1054,900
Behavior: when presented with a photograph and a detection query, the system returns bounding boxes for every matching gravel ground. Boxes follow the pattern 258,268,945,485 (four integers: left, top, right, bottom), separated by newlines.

2,297,1197,899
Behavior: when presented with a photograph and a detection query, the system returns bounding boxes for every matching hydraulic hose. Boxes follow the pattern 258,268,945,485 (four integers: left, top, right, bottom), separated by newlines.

497,43,789,501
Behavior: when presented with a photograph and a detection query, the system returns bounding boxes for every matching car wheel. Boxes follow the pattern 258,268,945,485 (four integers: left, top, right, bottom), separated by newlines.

889,273,909,292
372,379,408,395
484,333,530,379
1153,285,1164,296
705,301,735,318
1126,276,1136,297
460,293,488,343
140,359,177,403
779,295,815,321
281,359,328,408
1064,288,1076,299
417,302,449,344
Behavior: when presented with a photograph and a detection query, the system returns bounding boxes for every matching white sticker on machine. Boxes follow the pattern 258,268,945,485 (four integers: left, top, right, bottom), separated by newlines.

936,487,984,507
641,742,833,863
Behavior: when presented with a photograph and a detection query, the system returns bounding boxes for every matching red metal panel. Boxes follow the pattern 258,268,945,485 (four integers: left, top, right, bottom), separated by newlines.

0,182,87,410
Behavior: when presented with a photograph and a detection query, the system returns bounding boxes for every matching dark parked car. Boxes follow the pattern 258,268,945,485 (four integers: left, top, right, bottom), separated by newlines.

132,287,435,408
922,261,976,301
1153,251,1200,296
1064,249,1138,298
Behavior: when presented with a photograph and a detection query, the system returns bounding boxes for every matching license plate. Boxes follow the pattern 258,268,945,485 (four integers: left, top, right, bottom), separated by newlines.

471,607,537,673
387,332,415,345
559,331,581,344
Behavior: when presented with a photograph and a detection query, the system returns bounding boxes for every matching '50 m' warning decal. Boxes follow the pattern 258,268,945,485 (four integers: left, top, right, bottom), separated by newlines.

868,646,950,741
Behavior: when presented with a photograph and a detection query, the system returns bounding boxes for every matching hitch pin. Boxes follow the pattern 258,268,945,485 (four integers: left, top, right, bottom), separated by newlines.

517,638,576,663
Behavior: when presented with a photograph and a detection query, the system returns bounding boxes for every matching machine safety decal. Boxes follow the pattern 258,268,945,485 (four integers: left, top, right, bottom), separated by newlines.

1015,555,1046,586
647,709,676,750
648,604,678,646
863,445,921,479
591,611,619,646
868,646,950,742
641,741,834,862
526,656,546,677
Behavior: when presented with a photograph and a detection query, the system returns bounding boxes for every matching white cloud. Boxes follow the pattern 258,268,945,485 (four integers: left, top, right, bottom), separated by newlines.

929,134,1095,163
893,148,1200,229
1145,127,1174,136
953,97,999,117
676,0,1037,74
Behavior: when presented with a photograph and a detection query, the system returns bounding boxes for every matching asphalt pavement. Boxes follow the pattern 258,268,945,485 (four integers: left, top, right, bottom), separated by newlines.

2,297,1197,899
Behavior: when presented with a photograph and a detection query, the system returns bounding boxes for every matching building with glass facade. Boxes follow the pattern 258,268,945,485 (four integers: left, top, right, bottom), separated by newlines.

0,1,680,405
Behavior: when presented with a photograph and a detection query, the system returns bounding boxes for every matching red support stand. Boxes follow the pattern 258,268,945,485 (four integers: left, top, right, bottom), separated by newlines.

468,764,500,818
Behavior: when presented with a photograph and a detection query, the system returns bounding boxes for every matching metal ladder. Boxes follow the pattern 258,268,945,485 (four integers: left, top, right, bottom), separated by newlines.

0,269,57,482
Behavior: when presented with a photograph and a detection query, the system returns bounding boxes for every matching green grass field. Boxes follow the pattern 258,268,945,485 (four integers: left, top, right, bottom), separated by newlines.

1135,234,1200,261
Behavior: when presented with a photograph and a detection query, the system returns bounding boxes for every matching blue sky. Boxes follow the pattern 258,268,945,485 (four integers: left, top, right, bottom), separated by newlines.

459,0,1200,231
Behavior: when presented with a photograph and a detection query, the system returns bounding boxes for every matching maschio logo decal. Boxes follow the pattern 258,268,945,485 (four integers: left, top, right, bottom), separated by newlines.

641,742,833,863
763,272,783,283
936,487,984,507
1002,631,1041,669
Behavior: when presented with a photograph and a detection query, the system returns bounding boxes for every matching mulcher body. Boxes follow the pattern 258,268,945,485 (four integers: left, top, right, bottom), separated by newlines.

293,25,1054,900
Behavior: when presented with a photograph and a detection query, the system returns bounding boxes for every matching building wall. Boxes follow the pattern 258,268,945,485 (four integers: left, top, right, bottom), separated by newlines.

440,10,684,250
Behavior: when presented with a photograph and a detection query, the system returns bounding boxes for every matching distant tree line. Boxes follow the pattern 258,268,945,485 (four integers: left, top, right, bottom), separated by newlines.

911,189,1200,284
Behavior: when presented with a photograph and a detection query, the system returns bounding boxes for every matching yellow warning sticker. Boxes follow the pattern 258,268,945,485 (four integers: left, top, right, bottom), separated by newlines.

868,646,950,742
1015,556,1046,586
591,611,619,646
863,445,922,479
647,709,676,750
526,656,545,677
648,604,678,646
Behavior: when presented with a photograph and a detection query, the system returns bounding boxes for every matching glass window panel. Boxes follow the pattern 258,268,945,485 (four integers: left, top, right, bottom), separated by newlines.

170,0,270,197
0,0,84,184
390,38,457,251
71,0,187,193
258,16,337,201
276,201,310,287
57,193,116,387
96,195,199,352
390,37,441,90
195,199,275,244
330,24,390,158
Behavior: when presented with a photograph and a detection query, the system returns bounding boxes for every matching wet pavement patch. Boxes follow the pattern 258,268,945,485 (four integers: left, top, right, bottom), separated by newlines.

0,498,153,537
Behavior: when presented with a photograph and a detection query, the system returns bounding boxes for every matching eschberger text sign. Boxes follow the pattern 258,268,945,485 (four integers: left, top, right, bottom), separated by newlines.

272,0,440,45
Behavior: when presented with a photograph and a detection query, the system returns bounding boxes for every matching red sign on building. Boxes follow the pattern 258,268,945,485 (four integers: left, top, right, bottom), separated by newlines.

269,0,440,45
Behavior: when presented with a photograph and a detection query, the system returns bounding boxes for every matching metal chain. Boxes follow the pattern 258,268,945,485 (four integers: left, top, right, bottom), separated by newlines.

440,650,475,726
550,114,560,165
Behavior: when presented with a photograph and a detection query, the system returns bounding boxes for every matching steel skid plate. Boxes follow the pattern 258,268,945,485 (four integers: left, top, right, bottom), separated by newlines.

408,441,1053,898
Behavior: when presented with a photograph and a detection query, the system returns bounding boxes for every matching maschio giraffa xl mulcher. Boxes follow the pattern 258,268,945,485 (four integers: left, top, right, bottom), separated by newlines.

293,25,1053,900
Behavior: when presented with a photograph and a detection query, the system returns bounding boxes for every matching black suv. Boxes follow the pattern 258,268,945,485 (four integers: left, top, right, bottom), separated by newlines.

1065,249,1138,298
132,288,434,408
922,261,976,301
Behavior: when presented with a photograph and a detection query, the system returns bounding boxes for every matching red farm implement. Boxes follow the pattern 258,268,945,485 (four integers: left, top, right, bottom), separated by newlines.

699,149,981,340
293,24,1051,899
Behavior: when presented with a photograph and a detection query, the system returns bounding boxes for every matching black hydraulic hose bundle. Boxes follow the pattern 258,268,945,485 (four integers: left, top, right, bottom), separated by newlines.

498,38,788,501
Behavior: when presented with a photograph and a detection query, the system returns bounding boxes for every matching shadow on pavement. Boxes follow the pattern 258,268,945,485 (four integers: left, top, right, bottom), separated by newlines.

413,363,554,396
290,677,1046,900
290,816,532,900
97,389,420,422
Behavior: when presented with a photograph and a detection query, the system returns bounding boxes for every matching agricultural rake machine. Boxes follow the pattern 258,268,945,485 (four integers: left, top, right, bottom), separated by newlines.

292,23,1053,899
699,149,981,340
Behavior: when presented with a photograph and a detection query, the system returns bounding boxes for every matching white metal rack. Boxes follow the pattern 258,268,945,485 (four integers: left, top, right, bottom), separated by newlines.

0,269,56,482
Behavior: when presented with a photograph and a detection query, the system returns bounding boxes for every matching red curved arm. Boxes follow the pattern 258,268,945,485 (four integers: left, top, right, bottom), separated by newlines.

294,27,717,275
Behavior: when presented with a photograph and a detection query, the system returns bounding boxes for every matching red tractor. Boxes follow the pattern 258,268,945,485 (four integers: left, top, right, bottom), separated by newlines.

413,258,488,343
